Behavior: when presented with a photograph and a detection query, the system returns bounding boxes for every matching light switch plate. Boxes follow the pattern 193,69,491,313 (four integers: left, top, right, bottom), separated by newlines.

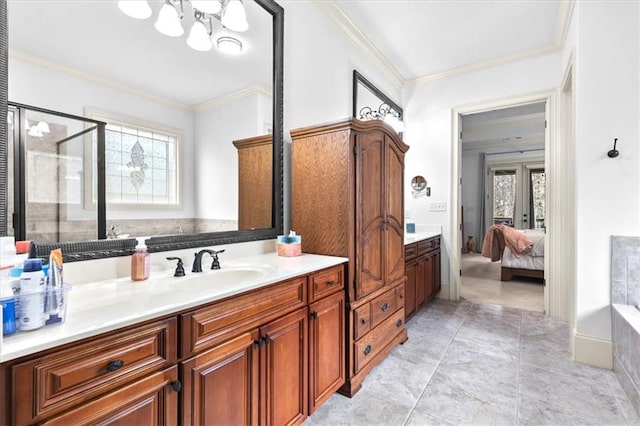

429,202,447,212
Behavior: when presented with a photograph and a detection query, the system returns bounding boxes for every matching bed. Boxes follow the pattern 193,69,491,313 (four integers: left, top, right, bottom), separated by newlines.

487,226,545,282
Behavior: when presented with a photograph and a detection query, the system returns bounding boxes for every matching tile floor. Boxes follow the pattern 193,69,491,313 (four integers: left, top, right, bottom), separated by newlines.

304,300,640,426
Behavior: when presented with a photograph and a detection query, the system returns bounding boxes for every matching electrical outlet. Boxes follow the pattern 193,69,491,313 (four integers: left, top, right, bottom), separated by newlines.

429,202,447,212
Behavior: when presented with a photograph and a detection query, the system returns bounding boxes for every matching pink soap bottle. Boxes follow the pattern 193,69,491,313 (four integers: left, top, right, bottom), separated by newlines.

131,238,150,281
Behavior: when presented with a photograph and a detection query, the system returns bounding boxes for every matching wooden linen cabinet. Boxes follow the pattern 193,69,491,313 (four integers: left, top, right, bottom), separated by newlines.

291,118,409,397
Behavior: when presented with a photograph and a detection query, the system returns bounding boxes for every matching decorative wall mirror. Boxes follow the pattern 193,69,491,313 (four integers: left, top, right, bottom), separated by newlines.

352,70,404,134
0,0,284,261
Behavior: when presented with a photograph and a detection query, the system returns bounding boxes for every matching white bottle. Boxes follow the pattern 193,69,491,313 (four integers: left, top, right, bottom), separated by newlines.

19,259,46,331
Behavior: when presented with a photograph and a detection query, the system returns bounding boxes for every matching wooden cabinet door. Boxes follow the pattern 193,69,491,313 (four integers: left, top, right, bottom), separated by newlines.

308,291,345,414
416,258,427,308
405,260,417,319
433,250,442,296
424,254,435,302
261,307,308,426
181,331,259,426
43,366,178,426
355,132,385,299
384,135,406,286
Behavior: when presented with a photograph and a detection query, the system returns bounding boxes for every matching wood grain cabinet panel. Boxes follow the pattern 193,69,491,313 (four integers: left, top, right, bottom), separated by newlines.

13,318,177,425
42,366,178,426
181,330,260,426
354,309,405,372
404,236,441,321
181,277,307,357
291,119,409,397
309,265,344,303
308,291,345,414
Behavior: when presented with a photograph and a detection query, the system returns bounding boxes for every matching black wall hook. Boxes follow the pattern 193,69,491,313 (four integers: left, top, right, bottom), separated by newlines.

608,138,619,158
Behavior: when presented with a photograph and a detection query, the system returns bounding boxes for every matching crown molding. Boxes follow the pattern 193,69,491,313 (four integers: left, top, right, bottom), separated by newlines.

555,0,575,48
10,48,271,113
192,84,272,111
405,45,560,87
313,0,404,90
9,48,192,111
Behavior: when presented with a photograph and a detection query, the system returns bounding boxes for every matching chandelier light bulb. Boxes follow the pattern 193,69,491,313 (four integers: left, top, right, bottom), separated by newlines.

191,0,221,14
118,1,152,19
187,20,213,51
222,0,248,32
155,2,184,37
37,121,51,133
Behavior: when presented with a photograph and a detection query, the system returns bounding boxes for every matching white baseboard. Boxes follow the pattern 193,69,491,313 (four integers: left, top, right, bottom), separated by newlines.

572,331,613,369
436,280,451,300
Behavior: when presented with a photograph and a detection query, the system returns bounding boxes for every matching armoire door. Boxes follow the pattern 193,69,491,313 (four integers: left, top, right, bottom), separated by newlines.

384,135,406,286
355,132,385,299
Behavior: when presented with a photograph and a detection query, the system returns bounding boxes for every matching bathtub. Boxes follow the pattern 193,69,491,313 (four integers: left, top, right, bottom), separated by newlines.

612,304,640,415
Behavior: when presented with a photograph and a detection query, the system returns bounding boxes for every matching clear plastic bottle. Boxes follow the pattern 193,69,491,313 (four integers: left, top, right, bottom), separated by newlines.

19,259,45,331
131,238,150,281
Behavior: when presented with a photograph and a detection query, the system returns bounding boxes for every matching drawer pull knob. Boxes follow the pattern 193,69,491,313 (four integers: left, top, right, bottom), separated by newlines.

396,319,403,328
254,337,265,348
327,280,336,286
171,380,182,392
399,293,404,299
310,311,318,319
364,344,372,356
361,318,368,324
106,360,125,372
381,302,389,312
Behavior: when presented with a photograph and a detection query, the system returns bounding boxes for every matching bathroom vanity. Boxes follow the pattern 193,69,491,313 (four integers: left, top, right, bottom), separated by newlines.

404,233,441,320
0,253,346,425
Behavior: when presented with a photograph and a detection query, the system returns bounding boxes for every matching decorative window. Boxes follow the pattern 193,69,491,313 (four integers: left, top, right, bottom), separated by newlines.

88,111,180,207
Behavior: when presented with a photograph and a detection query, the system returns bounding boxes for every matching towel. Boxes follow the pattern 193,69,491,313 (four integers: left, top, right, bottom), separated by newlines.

482,224,534,260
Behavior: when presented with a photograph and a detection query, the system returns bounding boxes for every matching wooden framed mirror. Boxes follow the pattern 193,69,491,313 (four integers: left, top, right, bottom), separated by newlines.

0,0,284,261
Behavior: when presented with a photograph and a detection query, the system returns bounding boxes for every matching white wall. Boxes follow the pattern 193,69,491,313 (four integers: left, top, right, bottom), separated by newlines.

570,1,640,348
402,52,562,295
280,1,402,231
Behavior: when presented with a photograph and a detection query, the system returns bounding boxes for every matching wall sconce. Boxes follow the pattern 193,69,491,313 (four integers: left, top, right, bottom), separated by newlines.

607,138,620,158
359,103,404,133
411,175,430,197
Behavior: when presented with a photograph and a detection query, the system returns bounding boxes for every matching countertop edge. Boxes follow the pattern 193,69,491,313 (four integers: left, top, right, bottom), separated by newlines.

1,253,348,363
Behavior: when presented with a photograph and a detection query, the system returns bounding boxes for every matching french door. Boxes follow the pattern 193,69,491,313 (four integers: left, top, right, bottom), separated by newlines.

486,161,545,231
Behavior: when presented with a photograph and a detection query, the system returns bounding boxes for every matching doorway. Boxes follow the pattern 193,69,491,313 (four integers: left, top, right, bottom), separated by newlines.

459,102,547,312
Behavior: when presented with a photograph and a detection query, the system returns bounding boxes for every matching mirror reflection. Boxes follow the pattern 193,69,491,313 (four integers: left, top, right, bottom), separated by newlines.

7,0,275,244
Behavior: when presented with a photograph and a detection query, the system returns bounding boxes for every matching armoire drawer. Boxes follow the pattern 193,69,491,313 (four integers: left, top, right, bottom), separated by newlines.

12,318,177,425
354,309,405,372
370,286,400,329
353,303,371,340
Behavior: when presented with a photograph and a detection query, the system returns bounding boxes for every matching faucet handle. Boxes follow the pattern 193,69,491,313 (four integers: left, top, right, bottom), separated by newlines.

210,249,225,270
166,257,185,277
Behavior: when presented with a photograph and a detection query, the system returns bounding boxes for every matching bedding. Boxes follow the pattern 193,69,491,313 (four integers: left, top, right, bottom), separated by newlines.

482,226,545,281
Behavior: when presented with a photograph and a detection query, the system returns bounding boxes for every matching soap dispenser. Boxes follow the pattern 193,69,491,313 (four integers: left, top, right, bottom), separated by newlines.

131,238,150,281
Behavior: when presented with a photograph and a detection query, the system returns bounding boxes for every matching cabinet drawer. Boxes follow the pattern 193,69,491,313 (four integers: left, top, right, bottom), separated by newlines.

417,239,434,255
405,243,417,261
354,309,405,372
309,264,344,303
370,286,399,329
353,303,371,340
182,277,307,356
13,318,177,425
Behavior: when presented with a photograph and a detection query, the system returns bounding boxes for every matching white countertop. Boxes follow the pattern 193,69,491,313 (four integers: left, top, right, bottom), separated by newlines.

0,252,347,363
404,231,440,245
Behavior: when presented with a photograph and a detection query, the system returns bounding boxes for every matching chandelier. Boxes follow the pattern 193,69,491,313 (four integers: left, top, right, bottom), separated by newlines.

118,0,248,54
359,103,405,133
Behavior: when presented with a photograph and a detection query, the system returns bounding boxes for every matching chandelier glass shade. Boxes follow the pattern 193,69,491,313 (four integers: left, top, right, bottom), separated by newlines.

118,0,248,53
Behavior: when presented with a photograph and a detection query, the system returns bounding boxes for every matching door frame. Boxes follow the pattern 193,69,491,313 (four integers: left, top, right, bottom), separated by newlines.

450,90,557,315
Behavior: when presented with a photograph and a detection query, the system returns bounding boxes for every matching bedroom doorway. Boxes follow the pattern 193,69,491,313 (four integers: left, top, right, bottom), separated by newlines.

459,101,546,312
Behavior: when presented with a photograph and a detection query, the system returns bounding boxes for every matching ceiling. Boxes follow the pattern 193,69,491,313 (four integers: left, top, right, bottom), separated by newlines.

8,0,273,107
329,0,569,85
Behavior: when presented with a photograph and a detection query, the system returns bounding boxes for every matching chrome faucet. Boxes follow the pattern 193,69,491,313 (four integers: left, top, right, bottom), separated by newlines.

192,249,225,272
